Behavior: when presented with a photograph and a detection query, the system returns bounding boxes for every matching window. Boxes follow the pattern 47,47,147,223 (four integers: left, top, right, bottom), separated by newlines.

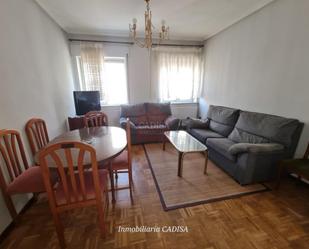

102,57,128,105
75,43,128,105
152,47,203,103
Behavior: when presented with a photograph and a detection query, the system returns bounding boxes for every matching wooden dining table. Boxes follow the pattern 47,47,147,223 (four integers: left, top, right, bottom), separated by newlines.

35,126,127,203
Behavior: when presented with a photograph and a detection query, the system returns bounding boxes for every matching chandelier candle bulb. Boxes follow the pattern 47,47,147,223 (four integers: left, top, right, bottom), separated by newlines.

129,0,169,49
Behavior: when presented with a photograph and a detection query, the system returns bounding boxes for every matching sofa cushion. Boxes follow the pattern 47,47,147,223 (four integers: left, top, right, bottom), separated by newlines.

228,128,270,144
190,129,223,144
148,114,168,125
228,143,285,155
207,105,240,136
187,118,209,129
120,103,146,117
208,120,234,137
206,138,236,162
129,115,148,126
146,102,172,116
234,111,299,147
207,105,240,125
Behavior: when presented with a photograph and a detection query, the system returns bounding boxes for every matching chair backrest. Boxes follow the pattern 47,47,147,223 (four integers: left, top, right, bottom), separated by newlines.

126,119,132,167
25,118,49,156
0,130,29,188
84,111,108,128
38,141,103,206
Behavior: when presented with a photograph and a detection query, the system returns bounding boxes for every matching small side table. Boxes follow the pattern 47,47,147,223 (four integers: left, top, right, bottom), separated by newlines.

277,160,309,188
276,143,309,188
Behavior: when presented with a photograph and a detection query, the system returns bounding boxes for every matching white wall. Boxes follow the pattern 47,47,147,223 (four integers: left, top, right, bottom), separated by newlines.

128,45,151,104
0,0,75,233
202,0,309,157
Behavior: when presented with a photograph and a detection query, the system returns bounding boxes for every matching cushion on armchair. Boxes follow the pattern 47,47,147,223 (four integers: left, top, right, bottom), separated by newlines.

120,103,148,126
146,102,172,115
120,102,177,144
146,102,171,125
120,103,146,117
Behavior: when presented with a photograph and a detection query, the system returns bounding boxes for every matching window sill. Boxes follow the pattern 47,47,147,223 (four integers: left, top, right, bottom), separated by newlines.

100,102,197,107
100,104,123,108
170,101,198,105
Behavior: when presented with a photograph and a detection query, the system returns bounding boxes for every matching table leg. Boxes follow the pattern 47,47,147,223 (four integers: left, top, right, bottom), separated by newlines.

178,152,184,177
162,141,166,151
108,161,116,203
204,150,208,175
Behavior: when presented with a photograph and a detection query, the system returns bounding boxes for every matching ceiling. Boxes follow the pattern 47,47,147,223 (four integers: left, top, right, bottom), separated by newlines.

36,0,274,41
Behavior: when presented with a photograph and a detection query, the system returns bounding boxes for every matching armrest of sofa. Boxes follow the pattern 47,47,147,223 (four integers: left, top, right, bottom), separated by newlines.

235,149,288,184
165,116,180,130
120,117,136,130
228,143,285,155
186,117,209,130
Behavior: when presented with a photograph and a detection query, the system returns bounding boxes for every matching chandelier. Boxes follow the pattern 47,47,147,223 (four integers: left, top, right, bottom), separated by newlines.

129,0,169,49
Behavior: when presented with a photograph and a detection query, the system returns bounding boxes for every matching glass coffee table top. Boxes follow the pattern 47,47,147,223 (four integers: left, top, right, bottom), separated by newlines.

164,130,207,153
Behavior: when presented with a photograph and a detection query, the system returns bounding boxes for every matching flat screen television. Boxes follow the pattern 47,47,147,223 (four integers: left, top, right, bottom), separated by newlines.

73,91,101,116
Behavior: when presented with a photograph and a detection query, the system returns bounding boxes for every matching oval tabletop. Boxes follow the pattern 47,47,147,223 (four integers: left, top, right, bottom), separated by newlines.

35,126,127,166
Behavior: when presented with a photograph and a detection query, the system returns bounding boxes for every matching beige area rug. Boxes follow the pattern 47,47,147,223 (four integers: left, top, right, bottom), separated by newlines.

143,143,269,211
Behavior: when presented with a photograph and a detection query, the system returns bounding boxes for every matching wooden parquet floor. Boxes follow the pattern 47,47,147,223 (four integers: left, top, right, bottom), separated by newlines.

1,145,309,249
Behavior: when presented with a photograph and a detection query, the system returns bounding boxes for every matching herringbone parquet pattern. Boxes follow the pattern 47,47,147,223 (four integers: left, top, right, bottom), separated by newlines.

1,145,309,249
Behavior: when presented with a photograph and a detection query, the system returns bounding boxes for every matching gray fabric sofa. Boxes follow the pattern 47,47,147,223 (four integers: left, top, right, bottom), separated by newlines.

187,105,303,185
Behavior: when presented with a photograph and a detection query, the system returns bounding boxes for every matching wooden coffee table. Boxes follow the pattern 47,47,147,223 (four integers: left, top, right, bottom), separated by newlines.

163,130,208,177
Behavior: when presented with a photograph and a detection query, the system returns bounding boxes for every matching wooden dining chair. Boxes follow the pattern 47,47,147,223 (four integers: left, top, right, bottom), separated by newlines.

38,141,109,248
25,118,49,156
0,129,49,220
84,111,108,128
111,119,133,200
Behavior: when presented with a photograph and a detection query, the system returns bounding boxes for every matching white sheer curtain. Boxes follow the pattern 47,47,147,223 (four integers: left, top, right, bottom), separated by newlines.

79,42,105,100
151,46,203,102
78,42,128,105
